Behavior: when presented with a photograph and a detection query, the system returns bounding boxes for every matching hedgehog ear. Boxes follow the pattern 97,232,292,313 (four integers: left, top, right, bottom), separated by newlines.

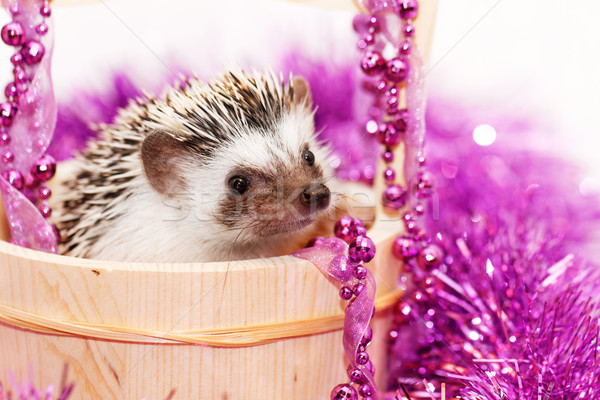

291,76,312,107
141,130,189,195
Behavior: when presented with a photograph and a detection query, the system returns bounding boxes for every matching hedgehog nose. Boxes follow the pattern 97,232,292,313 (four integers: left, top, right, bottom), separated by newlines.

300,183,330,210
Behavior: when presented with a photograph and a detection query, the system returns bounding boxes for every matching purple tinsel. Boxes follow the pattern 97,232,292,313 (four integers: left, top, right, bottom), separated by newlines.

0,371,73,400
386,98,600,399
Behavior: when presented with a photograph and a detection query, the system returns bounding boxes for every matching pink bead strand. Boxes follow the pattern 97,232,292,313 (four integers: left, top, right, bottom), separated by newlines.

0,0,56,221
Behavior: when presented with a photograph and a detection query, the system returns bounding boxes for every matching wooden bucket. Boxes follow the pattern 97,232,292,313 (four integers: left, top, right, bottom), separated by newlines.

0,203,402,399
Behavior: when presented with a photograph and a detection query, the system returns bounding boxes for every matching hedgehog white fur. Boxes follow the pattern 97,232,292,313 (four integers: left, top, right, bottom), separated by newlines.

52,70,338,263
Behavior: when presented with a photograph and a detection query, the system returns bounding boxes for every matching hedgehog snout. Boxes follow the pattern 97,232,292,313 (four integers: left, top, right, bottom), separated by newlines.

299,183,330,211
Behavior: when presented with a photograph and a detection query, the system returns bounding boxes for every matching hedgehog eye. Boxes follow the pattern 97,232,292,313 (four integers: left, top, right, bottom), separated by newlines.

228,176,250,195
303,149,315,167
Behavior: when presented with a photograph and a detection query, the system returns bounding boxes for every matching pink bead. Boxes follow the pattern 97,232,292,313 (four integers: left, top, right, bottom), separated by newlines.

376,79,388,93
405,219,418,233
347,367,365,384
5,82,18,99
0,132,10,146
2,169,23,190
387,94,399,113
353,265,367,280
0,102,18,127
13,66,27,83
39,185,52,199
384,58,409,82
392,235,418,259
339,286,353,300
399,41,412,55
32,155,56,181
10,52,23,66
352,283,365,296
382,184,407,210
360,51,385,76
356,351,369,365
1,22,25,46
40,3,52,17
377,122,402,147
358,384,373,397
21,41,45,65
331,383,357,400
397,0,419,19
349,236,376,263
1,150,14,163
414,203,425,216
384,168,395,182
334,216,366,243
403,23,415,37
36,23,48,36
40,204,52,218
417,244,444,270
382,150,394,162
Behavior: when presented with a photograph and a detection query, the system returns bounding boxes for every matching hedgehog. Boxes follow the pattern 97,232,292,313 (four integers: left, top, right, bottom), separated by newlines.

51,70,338,263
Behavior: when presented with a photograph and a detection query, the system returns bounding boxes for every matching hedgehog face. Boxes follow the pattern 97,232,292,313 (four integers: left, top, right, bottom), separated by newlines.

196,100,333,243
140,73,333,249
214,141,331,239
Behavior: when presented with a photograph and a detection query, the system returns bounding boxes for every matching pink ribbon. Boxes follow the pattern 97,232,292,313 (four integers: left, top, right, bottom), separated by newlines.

0,0,58,252
293,237,379,399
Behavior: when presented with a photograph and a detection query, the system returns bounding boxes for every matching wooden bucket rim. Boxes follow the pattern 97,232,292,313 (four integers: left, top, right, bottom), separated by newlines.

0,238,304,273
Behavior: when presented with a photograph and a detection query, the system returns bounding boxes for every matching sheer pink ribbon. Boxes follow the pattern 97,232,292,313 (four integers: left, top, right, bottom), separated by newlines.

293,237,379,399
0,0,58,252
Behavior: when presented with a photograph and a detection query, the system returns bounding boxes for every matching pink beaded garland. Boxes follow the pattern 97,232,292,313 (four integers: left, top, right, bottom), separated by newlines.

316,216,377,398
0,0,56,225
